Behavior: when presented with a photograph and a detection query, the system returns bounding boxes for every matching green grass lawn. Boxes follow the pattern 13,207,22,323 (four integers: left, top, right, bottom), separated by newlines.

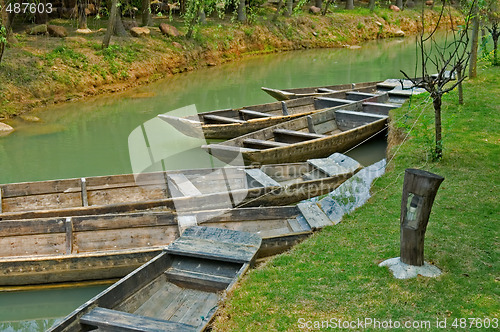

214,65,499,331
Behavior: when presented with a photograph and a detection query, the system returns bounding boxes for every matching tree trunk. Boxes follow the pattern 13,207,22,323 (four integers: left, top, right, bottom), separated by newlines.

141,0,151,26
432,95,442,159
273,0,284,21
315,0,323,8
286,0,293,17
180,0,186,13
322,0,333,15
78,0,88,29
469,9,479,78
198,9,206,25
345,0,354,10
114,7,128,37
35,0,49,24
369,0,376,11
102,0,118,48
238,0,247,23
396,0,403,9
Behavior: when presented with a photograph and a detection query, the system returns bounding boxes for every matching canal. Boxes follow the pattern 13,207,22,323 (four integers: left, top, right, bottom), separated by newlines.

1,34,428,329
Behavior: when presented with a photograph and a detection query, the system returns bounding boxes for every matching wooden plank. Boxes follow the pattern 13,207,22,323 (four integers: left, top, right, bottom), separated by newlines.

176,292,218,327
203,114,245,124
345,91,378,101
281,101,289,115
245,169,280,187
243,138,289,149
307,158,346,177
80,178,88,207
80,307,197,332
132,280,183,317
273,129,325,144
238,109,272,120
297,202,332,229
317,88,337,93
167,173,202,197
167,238,257,264
165,267,233,290
287,218,303,232
65,217,73,255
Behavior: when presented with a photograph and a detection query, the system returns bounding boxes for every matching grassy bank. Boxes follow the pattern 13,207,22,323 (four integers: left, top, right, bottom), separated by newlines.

0,6,457,118
213,65,499,331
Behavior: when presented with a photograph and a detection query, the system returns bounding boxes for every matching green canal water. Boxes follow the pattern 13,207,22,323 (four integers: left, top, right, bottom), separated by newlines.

0,35,433,329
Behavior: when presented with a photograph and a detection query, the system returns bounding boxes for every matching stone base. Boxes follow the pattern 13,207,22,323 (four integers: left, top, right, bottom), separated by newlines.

379,257,442,279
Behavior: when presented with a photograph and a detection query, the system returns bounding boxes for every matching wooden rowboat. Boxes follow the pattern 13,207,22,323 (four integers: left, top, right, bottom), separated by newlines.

202,93,399,165
158,82,383,139
262,78,426,102
47,227,262,332
0,153,360,220
0,202,335,287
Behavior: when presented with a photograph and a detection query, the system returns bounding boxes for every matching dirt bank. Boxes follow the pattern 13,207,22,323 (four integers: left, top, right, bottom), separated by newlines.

0,8,460,118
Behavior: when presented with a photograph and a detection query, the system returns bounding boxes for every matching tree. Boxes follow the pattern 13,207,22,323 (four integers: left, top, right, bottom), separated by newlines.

322,0,334,15
345,0,354,10
286,0,293,17
238,0,246,23
485,0,499,65
103,0,119,48
369,0,376,12
396,0,404,9
401,0,475,160
78,0,89,29
142,0,151,26
469,2,479,77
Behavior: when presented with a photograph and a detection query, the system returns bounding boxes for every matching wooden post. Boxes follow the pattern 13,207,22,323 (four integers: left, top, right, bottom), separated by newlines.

400,169,444,266
306,116,316,134
81,178,88,207
65,217,74,254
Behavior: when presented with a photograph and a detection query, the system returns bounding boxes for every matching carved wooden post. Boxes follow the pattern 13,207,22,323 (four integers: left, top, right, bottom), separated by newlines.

400,169,444,266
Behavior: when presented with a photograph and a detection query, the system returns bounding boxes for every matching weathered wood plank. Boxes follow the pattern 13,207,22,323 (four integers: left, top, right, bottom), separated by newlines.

177,215,197,235
287,218,303,232
245,169,280,187
80,307,197,332
167,173,202,197
203,114,245,124
307,158,346,177
243,138,289,149
165,267,233,291
306,115,317,134
273,129,325,144
0,187,3,214
297,202,332,229
238,109,272,120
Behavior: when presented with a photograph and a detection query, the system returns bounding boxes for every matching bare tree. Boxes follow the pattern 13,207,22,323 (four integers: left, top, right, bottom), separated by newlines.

485,1,499,65
78,0,88,29
469,3,479,77
401,0,475,160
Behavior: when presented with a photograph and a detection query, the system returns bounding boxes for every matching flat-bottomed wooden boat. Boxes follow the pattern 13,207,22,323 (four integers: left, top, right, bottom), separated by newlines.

0,153,360,220
0,202,336,287
158,82,383,139
203,94,399,165
47,226,261,332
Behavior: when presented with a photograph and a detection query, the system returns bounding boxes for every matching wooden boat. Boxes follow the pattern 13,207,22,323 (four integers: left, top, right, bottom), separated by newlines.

0,153,360,220
202,93,399,165
158,82,383,139
47,226,262,332
0,202,335,287
262,78,426,102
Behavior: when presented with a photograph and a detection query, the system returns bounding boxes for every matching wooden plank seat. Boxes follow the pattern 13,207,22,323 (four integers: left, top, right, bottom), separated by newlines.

345,91,379,101
165,267,234,291
316,88,337,93
273,129,326,144
362,101,400,115
167,173,202,197
245,169,281,187
80,307,197,332
203,114,245,124
238,109,272,120
243,138,289,149
314,97,357,110
166,227,262,264
297,202,332,230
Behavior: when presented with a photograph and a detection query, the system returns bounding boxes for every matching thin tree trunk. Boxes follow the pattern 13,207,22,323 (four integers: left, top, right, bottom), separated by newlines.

102,0,118,48
322,0,333,15
396,0,403,9
469,10,479,78
286,0,293,17
369,0,376,11
345,0,354,10
141,0,151,26
433,95,442,159
238,0,247,23
78,0,88,29
273,0,284,21
315,0,323,8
